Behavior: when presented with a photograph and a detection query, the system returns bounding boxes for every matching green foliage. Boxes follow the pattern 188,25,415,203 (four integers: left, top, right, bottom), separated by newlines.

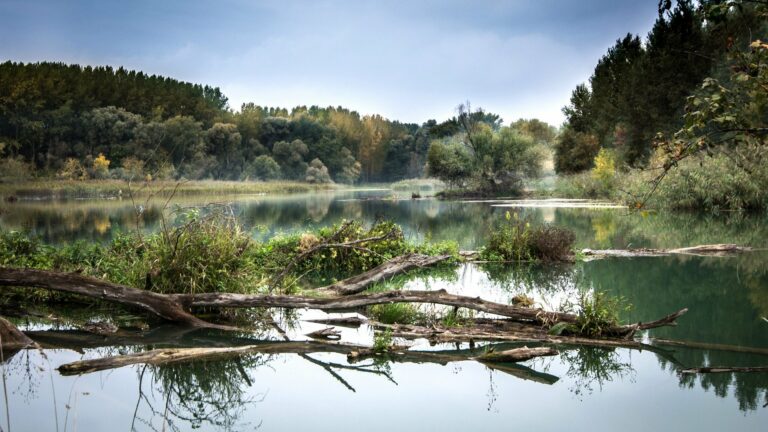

558,0,765,170
140,211,261,295
480,212,575,262
554,127,600,174
305,158,334,184
368,303,421,324
0,156,33,182
372,329,394,353
624,153,768,211
426,138,472,188
427,117,546,195
243,155,281,181
572,291,631,337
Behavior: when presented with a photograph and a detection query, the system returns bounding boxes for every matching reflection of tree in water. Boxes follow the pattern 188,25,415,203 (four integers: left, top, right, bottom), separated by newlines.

481,263,577,293
560,347,635,399
657,349,768,412
134,354,269,431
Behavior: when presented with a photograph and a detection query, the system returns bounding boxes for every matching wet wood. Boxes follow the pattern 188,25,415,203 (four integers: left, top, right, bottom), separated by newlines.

0,267,232,330
305,316,366,328
319,253,451,295
0,316,34,350
680,366,768,374
56,339,555,384
651,338,768,356
305,327,341,340
1,267,686,338
477,346,558,363
582,244,753,259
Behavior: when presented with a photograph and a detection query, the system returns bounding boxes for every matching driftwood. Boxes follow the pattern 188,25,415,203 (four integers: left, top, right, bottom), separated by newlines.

173,289,686,338
0,267,687,339
305,327,342,340
305,316,367,328
0,267,232,330
318,253,451,295
56,339,557,379
582,243,753,259
477,346,558,363
680,366,768,374
0,316,34,351
651,338,768,356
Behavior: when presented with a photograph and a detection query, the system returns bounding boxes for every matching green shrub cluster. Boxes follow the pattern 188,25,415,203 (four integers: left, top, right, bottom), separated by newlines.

480,212,575,262
1,216,458,296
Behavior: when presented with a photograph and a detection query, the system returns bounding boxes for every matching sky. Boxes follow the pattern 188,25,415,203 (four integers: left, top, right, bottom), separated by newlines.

0,0,661,126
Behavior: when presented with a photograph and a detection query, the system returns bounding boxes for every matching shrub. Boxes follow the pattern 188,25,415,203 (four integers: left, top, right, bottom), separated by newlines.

0,157,33,182
480,211,575,262
305,158,333,184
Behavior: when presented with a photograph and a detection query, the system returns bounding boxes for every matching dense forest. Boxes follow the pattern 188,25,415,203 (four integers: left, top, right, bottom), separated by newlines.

555,0,766,173
0,61,555,185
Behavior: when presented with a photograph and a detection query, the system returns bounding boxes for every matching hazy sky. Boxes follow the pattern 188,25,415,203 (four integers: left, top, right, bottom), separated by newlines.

0,0,661,125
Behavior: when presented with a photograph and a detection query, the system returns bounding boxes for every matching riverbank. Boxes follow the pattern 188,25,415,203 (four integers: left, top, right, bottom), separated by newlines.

0,179,341,200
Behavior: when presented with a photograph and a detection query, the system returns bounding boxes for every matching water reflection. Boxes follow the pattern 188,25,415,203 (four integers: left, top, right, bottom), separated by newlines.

2,191,768,429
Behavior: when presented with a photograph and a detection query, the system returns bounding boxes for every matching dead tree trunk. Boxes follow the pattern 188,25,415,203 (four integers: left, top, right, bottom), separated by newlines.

319,253,451,295
582,244,753,259
0,267,231,330
0,316,34,350
0,266,687,338
477,346,558,363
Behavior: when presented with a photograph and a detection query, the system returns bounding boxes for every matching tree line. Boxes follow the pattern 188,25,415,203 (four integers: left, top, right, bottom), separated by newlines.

0,61,557,185
555,0,767,174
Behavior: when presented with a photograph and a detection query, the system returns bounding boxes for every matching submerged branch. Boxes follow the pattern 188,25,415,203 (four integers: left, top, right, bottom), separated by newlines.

582,244,754,259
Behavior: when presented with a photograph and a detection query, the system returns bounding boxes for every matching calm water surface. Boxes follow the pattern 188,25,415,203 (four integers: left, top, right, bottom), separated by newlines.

1,189,767,431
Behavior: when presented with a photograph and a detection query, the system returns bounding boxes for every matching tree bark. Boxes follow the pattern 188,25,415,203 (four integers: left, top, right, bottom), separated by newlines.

0,316,34,351
318,253,451,295
0,266,687,338
680,366,768,374
582,244,753,259
477,346,558,363
0,267,231,330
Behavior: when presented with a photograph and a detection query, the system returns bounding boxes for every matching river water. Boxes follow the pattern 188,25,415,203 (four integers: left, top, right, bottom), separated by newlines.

1,189,767,431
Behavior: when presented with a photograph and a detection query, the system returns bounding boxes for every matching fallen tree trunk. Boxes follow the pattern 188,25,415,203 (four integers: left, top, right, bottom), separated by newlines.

318,253,451,295
0,266,686,338
582,244,753,259
173,289,686,337
0,267,232,330
56,339,557,380
477,346,558,363
0,316,34,351
680,366,768,374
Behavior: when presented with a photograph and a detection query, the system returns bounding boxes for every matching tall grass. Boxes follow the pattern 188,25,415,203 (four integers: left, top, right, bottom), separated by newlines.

0,179,338,200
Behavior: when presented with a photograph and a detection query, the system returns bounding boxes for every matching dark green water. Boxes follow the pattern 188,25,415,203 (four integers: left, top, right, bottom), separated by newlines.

1,190,767,431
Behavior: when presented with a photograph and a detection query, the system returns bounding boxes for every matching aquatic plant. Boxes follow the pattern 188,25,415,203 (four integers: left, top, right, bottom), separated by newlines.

480,211,575,262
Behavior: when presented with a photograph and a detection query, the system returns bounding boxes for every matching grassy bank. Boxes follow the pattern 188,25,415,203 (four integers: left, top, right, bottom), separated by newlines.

551,154,768,212
0,214,458,299
0,179,340,200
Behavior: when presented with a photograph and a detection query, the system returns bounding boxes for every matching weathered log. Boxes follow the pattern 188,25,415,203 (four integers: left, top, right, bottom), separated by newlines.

305,316,366,328
680,366,768,374
476,346,558,363
582,243,753,259
319,253,451,295
305,327,341,340
0,267,687,338
651,338,768,356
0,267,231,330
174,289,686,337
56,339,557,381
0,316,34,350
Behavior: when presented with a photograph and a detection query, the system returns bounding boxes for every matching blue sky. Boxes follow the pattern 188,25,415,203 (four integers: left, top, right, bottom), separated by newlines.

0,0,661,125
